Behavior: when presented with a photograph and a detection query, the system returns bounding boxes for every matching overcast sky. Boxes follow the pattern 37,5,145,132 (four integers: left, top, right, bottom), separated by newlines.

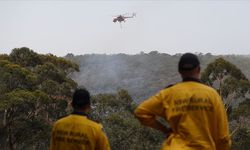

0,0,250,56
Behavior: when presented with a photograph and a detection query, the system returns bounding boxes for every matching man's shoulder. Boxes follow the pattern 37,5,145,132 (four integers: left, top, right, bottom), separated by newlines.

68,116,102,131
54,115,103,130
163,82,180,91
53,115,71,125
159,84,176,95
166,81,218,93
86,118,103,128
164,83,175,89
197,83,218,92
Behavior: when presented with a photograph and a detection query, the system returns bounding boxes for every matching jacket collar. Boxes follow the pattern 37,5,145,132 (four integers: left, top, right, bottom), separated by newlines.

182,77,201,83
72,111,88,116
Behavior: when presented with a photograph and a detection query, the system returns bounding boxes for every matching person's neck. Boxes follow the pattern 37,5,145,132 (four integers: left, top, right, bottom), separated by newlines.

72,109,88,116
182,75,200,82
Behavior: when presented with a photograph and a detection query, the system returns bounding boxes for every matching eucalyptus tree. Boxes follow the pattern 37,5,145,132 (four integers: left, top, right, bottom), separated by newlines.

90,89,164,150
201,58,249,111
0,47,79,149
201,57,250,149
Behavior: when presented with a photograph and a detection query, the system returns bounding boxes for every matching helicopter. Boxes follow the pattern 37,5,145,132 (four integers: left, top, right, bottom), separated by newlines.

113,13,136,23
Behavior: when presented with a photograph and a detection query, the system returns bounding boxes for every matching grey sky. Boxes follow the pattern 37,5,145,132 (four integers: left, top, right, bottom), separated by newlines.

0,0,250,56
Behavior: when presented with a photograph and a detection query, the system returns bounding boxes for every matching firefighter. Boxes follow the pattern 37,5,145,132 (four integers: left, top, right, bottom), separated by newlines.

134,53,231,150
50,88,110,150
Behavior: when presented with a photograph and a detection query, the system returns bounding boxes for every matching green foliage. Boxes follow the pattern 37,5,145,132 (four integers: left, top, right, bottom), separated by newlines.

0,90,37,109
104,112,163,150
0,54,10,61
90,90,164,150
231,99,250,120
2,50,250,149
0,90,51,149
231,128,250,150
40,79,61,95
0,60,37,93
9,47,42,68
201,57,247,86
0,47,79,149
117,89,133,111
35,62,66,84
201,57,250,149
41,54,79,74
201,58,250,109
66,53,250,149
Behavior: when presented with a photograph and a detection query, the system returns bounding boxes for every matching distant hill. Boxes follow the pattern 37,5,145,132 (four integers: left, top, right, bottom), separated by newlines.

65,52,250,103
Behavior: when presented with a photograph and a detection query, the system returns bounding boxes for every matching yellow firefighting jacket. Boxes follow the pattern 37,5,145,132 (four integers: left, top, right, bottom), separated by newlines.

134,80,231,150
50,113,110,150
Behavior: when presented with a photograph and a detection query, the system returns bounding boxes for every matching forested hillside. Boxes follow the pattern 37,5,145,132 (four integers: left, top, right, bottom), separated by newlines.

66,52,250,103
1,48,250,149
66,51,250,149
0,47,79,149
0,48,167,149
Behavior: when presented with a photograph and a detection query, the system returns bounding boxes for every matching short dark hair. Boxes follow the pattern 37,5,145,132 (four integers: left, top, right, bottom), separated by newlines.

72,88,90,109
178,53,200,72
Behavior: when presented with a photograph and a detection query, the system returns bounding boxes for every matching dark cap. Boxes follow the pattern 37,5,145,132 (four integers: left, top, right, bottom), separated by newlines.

72,88,90,108
178,53,200,72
